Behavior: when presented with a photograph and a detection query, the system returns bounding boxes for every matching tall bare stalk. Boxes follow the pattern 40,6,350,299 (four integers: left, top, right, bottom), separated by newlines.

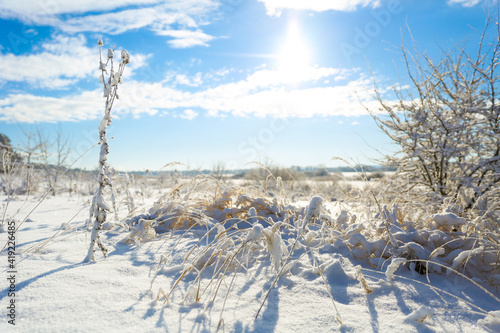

84,39,130,262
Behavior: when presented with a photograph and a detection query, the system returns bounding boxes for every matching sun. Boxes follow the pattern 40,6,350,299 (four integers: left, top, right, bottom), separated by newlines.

276,19,312,80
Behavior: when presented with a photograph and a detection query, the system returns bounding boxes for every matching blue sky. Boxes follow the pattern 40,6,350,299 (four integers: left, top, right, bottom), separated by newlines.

0,0,493,171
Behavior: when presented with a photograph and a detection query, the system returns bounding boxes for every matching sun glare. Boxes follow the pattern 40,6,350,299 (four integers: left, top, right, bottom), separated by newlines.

276,19,312,81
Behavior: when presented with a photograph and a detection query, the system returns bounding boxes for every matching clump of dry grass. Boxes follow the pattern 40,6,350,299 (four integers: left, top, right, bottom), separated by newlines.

113,169,500,327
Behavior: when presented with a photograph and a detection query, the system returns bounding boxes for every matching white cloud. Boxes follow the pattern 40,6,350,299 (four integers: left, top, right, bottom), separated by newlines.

0,35,94,89
155,29,216,48
257,0,381,16
0,34,149,89
0,91,102,123
0,88,159,123
0,0,160,17
173,73,203,86
179,109,199,120
245,67,353,88
0,0,218,21
58,8,170,35
0,0,219,48
58,8,205,35
0,66,382,123
447,0,483,7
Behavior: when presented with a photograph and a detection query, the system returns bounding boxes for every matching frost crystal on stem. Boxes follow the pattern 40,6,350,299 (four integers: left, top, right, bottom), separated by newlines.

84,39,130,262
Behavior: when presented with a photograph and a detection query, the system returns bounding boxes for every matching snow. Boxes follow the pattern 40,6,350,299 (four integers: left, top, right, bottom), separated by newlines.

245,223,263,243
432,208,467,232
385,258,407,281
1,192,500,332
405,305,434,323
478,311,500,331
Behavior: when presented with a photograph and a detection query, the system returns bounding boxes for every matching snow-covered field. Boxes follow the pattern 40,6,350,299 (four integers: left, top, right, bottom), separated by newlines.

1,180,500,332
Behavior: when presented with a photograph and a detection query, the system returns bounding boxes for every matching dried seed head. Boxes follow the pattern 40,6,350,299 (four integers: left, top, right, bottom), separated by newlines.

98,38,103,46
121,50,130,64
107,48,114,59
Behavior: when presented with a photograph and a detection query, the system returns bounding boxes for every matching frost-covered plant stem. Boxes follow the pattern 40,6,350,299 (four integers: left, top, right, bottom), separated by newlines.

84,39,130,262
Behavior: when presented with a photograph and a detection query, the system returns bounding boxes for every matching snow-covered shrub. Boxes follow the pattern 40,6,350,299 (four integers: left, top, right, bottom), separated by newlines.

85,39,130,262
371,16,500,211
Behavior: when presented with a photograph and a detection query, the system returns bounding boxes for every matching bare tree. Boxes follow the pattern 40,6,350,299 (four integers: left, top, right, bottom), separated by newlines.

371,14,500,210
17,128,44,195
20,128,44,166
0,134,21,172
0,134,30,198
212,162,226,182
35,127,72,196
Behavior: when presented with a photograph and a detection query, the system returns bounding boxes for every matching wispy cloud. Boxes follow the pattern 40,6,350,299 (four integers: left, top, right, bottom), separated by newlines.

173,73,204,86
0,0,219,48
0,0,218,22
155,29,216,48
257,0,486,15
447,0,483,7
0,66,383,123
0,0,160,17
257,0,382,16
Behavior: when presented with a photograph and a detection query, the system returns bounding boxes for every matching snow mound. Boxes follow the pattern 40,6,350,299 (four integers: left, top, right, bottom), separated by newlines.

478,311,500,331
405,305,434,323
432,208,466,231
323,260,352,286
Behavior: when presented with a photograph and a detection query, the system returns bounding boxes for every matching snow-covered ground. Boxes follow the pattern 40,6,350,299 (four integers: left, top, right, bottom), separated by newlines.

1,191,499,332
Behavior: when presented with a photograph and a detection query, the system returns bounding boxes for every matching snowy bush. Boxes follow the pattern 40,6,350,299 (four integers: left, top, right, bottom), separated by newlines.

371,17,500,212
